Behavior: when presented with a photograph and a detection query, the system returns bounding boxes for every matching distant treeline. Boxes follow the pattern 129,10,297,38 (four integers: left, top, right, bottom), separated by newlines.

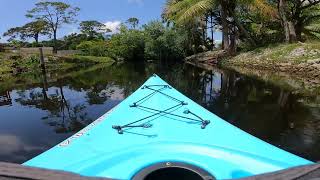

1,0,320,61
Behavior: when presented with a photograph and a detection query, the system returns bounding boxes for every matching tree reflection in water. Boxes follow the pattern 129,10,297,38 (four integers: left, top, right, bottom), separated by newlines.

187,67,320,161
0,62,319,163
15,86,91,133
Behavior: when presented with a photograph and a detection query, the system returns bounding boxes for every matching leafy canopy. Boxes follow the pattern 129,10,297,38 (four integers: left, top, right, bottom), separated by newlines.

79,21,110,39
26,1,80,31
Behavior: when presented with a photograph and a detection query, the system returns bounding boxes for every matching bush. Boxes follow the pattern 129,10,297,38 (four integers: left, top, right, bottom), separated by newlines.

144,21,187,61
107,26,145,61
76,40,108,57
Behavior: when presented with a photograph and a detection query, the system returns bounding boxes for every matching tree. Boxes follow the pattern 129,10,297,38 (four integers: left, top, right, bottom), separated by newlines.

163,0,274,54
300,5,320,39
127,17,139,29
289,1,320,41
278,0,297,42
107,25,145,61
79,20,110,40
23,20,50,44
163,0,234,53
3,20,49,44
26,1,80,53
3,27,24,42
144,21,188,61
62,33,88,50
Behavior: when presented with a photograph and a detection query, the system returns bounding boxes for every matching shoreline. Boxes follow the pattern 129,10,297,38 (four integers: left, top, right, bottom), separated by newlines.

185,42,320,93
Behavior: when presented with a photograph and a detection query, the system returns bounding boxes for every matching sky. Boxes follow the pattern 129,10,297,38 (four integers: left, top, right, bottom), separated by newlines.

0,0,221,42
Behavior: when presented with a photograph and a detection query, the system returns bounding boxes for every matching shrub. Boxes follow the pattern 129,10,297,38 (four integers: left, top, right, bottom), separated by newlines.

76,41,108,57
107,26,145,61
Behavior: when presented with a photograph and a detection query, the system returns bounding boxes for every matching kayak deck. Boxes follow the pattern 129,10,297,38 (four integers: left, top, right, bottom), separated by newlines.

24,74,312,179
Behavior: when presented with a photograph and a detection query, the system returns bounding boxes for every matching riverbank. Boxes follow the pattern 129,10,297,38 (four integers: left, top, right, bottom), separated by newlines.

0,53,114,78
0,52,115,92
186,41,320,93
221,42,320,80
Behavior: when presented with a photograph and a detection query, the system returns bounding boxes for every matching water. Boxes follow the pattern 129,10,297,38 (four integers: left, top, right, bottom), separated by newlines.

0,62,319,163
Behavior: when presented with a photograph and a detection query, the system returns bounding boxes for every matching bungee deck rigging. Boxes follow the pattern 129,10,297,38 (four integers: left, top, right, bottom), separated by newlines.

24,74,313,180
112,83,210,134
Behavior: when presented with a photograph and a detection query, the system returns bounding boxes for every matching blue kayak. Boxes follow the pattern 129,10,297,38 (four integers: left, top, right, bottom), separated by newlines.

24,74,313,179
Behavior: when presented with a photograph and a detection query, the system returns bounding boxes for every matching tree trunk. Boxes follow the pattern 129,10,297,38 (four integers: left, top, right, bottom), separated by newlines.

221,1,230,52
203,16,207,45
278,0,297,43
295,22,303,41
232,15,257,47
228,1,237,55
294,5,303,41
229,27,236,55
210,13,214,50
34,33,39,45
53,29,57,54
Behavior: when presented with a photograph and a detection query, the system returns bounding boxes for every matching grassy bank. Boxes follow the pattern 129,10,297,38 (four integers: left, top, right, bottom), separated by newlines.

0,53,114,76
225,41,320,64
221,41,320,85
216,41,320,92
0,53,115,93
61,55,115,64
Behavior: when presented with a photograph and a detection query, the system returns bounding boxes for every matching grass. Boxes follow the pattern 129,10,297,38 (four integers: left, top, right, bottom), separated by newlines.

224,41,320,65
66,55,115,64
0,53,115,81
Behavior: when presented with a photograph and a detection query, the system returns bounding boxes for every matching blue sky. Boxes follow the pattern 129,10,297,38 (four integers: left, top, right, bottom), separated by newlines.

0,0,221,42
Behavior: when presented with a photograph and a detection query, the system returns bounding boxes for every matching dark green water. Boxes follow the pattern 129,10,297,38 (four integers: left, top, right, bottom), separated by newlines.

0,62,319,163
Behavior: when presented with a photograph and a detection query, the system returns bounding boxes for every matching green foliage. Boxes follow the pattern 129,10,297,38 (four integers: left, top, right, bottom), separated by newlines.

144,21,187,60
79,20,110,40
3,20,49,44
76,40,108,57
163,0,215,24
107,26,145,61
26,1,80,26
62,33,88,50
301,5,320,40
126,17,139,29
68,55,114,64
40,39,65,50
3,27,24,41
26,1,80,52
75,22,190,61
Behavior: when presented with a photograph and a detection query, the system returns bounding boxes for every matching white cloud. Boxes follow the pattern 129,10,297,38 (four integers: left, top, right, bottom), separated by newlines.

66,25,80,35
103,21,122,33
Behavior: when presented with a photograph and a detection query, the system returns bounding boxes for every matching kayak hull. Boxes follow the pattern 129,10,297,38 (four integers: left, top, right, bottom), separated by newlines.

24,75,313,179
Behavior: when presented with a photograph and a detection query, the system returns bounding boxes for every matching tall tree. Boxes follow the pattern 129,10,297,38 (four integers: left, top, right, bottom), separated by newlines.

278,0,297,42
163,0,275,54
300,4,320,39
3,27,24,42
26,1,80,53
127,17,139,29
291,1,320,40
3,20,48,44
79,20,110,40
23,20,50,44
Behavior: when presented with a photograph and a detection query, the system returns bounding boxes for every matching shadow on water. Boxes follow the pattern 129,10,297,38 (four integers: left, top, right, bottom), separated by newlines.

0,61,319,163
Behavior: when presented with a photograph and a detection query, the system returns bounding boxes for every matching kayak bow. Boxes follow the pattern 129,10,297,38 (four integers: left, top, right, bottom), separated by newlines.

24,74,313,179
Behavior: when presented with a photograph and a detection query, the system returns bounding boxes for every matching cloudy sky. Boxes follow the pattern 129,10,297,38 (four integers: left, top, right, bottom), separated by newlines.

0,0,165,42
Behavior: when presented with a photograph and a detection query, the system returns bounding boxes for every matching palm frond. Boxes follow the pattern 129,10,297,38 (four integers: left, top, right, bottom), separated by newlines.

163,0,216,24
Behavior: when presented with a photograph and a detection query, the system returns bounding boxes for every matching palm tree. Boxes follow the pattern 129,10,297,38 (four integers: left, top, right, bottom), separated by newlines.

163,0,233,52
163,0,274,54
297,4,320,40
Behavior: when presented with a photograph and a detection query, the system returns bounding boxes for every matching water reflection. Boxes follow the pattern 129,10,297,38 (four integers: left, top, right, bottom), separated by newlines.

0,62,319,163
183,67,320,161
0,91,12,106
